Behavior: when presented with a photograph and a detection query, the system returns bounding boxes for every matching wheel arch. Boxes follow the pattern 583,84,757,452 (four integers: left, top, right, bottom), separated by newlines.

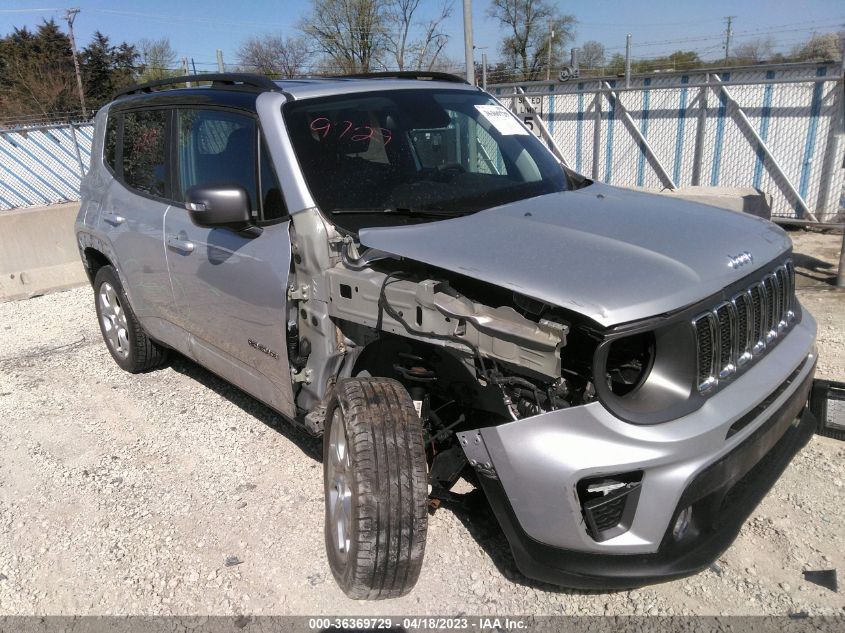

82,247,112,285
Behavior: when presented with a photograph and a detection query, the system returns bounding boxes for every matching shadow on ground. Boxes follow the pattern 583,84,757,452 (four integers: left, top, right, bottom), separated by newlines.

167,352,322,462
792,252,836,286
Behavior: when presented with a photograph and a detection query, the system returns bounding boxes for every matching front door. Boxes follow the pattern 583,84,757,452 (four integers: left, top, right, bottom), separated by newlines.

163,107,294,416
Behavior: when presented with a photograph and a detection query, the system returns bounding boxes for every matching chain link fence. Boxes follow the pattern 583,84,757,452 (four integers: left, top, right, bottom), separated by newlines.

491,61,845,223
0,120,93,210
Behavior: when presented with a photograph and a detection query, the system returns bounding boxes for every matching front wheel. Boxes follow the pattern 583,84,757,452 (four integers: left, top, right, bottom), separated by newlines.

323,377,429,600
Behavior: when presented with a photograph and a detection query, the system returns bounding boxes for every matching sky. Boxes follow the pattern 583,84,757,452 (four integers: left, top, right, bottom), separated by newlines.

1,0,844,73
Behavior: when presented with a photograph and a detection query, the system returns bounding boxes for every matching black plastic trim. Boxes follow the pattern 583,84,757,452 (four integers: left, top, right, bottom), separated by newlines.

113,73,281,100
726,356,808,437
336,71,469,84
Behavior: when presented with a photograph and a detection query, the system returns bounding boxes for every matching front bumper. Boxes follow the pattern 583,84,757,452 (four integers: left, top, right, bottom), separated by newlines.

461,313,817,589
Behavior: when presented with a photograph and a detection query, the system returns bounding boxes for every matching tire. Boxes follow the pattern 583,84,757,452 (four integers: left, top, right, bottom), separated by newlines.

323,377,429,600
93,265,167,373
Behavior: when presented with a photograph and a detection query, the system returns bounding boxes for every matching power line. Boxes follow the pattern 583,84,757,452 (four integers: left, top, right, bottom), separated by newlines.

0,8,62,13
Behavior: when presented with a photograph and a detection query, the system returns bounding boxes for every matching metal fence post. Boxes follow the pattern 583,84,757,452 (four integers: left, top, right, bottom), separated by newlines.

837,228,845,287
68,123,86,179
815,66,844,222
691,74,709,186
602,81,677,190
710,73,819,222
592,91,602,180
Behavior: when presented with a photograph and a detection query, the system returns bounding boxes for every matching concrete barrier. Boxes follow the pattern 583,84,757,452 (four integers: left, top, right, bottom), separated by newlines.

633,186,773,219
0,202,87,302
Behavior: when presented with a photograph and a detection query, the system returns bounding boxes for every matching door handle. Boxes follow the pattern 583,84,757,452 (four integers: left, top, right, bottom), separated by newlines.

167,236,195,254
103,212,125,226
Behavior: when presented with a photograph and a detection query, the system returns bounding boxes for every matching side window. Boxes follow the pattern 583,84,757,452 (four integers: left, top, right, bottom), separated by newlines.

122,110,167,197
176,109,258,214
259,141,286,221
104,114,118,172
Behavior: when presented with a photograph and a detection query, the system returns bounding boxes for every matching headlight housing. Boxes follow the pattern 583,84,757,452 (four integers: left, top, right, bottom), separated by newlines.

592,257,801,425
594,319,700,424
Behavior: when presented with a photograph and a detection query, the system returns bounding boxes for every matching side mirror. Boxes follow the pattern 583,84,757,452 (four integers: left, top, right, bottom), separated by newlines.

185,184,252,229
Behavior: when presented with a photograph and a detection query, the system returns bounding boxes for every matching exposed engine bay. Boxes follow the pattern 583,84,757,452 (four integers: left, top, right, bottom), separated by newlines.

284,227,654,498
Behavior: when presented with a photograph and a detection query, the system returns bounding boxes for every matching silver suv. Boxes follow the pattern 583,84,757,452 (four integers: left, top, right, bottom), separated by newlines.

75,72,818,599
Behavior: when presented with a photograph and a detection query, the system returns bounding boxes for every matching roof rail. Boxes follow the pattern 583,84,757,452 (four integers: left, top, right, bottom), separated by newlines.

336,71,469,85
113,73,282,100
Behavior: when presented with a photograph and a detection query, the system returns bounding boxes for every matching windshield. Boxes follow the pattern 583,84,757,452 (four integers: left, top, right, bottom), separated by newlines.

283,88,569,232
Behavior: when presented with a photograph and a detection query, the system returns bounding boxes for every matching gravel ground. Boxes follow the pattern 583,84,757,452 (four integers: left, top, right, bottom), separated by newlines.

0,229,843,617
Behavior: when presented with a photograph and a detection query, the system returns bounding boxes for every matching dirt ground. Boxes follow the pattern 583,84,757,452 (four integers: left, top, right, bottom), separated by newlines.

0,228,843,617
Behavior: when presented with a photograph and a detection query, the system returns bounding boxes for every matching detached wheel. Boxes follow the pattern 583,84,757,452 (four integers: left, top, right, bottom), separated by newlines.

323,377,428,600
93,265,167,373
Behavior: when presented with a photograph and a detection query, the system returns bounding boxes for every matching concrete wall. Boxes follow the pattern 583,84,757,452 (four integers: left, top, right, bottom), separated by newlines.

0,202,87,302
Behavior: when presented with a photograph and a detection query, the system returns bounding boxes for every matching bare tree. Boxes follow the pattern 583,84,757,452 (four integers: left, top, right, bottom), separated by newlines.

301,0,384,73
731,36,775,63
795,33,842,62
578,40,605,69
237,35,309,77
386,0,453,71
488,0,576,81
1,55,73,118
138,37,177,81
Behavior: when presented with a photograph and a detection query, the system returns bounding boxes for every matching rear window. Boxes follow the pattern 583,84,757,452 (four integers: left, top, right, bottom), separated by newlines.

122,110,167,197
104,114,118,171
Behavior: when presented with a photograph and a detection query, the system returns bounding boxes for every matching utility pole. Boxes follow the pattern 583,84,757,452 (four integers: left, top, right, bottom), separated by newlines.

182,57,192,87
64,8,86,117
546,20,554,81
723,16,736,61
624,34,632,88
216,49,225,73
462,0,475,85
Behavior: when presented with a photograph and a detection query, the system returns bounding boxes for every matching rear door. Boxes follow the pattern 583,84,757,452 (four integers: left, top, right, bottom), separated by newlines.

163,107,294,416
98,108,184,348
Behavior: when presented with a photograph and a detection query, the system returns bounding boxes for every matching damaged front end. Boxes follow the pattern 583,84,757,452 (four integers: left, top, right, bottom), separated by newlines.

314,246,619,506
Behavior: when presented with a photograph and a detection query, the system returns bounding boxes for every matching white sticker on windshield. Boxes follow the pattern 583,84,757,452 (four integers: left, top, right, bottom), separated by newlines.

475,104,529,136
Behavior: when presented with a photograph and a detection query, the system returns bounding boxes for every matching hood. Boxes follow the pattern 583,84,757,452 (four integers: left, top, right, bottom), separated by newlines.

358,183,791,327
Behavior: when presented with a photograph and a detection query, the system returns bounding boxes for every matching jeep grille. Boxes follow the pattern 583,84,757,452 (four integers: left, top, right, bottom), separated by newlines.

692,261,795,393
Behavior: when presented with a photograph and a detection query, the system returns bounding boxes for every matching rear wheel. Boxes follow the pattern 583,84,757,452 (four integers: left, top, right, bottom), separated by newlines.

323,377,428,600
93,265,167,373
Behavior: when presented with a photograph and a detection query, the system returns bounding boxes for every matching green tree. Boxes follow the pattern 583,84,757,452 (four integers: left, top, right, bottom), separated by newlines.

81,31,138,109
605,52,625,75
0,20,76,120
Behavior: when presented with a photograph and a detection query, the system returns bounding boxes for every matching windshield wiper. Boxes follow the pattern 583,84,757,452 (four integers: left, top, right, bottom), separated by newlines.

330,206,469,218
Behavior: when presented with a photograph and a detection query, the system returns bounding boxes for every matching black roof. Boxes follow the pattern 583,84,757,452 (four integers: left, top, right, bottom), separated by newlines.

110,87,263,112
113,73,281,100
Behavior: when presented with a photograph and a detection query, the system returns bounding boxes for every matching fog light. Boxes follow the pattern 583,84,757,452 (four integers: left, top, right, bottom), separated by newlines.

672,506,693,541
